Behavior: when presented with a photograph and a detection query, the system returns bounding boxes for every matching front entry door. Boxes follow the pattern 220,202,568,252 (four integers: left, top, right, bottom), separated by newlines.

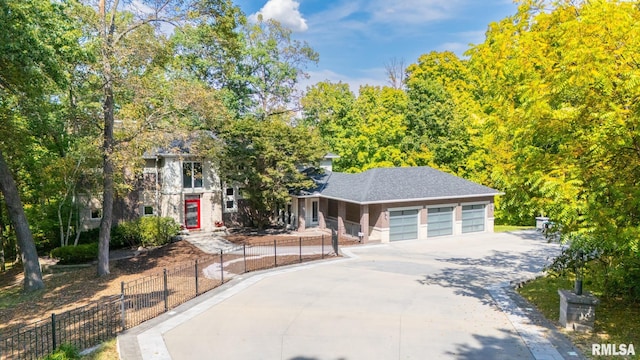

185,199,201,229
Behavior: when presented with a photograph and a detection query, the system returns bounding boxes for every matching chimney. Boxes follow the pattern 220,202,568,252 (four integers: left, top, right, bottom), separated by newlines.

320,153,340,172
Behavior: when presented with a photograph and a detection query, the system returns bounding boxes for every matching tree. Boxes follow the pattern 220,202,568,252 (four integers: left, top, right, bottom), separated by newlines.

384,57,406,90
231,16,319,118
0,0,80,291
468,0,640,296
80,0,241,276
302,82,413,172
218,117,325,228
404,51,480,176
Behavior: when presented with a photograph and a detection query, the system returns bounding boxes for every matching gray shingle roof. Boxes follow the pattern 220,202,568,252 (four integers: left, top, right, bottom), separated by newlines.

306,166,500,204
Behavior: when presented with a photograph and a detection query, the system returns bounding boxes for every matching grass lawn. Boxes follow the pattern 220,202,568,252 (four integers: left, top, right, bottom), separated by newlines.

81,339,118,360
518,276,640,359
494,225,536,233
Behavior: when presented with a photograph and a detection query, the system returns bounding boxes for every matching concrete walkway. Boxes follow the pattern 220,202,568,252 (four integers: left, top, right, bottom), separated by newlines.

118,231,585,360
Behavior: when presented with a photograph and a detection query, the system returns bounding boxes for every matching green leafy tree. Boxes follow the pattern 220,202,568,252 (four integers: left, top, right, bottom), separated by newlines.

77,0,240,276
232,17,319,118
302,82,413,172
404,51,480,176
218,117,325,228
0,0,80,291
469,0,640,296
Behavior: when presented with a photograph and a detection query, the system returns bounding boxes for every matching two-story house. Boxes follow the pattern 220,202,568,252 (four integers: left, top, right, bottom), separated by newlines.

80,137,240,232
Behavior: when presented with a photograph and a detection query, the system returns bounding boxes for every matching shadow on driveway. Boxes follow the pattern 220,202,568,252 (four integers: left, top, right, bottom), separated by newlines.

417,246,557,306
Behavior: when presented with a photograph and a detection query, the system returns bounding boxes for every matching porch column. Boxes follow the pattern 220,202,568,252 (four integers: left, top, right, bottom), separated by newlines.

337,201,346,235
359,204,369,243
318,198,327,229
298,198,306,232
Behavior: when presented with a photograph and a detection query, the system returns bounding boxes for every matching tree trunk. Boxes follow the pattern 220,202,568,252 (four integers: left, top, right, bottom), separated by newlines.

0,150,44,290
97,77,115,276
0,199,5,272
96,0,114,277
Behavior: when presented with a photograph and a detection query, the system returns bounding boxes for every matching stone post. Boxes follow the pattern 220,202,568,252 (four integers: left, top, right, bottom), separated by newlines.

558,289,599,332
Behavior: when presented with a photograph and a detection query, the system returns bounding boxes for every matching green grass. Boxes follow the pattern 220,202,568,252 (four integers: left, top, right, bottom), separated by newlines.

494,225,536,233
81,339,118,360
518,276,640,359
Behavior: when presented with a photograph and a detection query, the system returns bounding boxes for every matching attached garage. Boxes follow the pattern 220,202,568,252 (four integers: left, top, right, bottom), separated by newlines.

462,204,485,233
389,209,419,241
427,207,454,237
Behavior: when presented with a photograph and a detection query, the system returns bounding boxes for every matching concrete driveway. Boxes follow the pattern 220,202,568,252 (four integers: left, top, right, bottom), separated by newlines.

119,231,583,360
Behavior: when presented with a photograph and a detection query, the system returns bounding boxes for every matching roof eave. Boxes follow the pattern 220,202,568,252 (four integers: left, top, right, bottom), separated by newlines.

315,192,503,205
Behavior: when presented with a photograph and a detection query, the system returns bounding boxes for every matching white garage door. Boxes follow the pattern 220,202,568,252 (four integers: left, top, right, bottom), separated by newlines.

389,209,419,241
462,204,485,233
427,207,454,237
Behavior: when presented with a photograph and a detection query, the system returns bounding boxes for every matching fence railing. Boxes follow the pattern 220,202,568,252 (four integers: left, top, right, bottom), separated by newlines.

0,235,338,359
325,217,361,238
0,295,122,360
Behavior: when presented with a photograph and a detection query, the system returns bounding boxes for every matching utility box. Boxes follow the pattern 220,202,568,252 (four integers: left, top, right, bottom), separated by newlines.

558,289,599,332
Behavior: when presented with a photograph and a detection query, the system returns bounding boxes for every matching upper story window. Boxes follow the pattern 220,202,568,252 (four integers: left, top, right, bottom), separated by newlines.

183,161,203,189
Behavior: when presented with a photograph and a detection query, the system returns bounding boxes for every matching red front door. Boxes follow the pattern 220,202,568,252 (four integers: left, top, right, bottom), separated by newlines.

185,199,201,229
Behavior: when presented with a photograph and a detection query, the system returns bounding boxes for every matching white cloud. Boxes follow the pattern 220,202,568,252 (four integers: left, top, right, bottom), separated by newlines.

249,0,308,32
367,0,463,25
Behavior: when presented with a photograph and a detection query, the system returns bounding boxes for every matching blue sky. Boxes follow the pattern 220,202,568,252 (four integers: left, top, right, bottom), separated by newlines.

235,0,519,91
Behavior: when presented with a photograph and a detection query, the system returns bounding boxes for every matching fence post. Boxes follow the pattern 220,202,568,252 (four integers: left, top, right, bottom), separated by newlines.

51,313,57,350
299,237,302,263
243,244,247,273
195,260,199,296
274,239,277,267
120,281,126,331
220,250,224,283
163,269,168,312
322,234,324,259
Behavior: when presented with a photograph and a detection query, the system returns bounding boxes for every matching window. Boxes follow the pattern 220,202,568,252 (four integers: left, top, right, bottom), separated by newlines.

312,201,319,223
144,206,154,216
183,161,203,189
224,186,237,212
90,208,102,219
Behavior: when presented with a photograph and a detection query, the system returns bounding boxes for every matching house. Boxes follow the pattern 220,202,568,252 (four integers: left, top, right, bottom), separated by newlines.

289,159,502,243
80,136,240,232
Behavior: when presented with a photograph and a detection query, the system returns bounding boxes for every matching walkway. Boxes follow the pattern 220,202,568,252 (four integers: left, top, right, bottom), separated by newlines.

118,231,584,360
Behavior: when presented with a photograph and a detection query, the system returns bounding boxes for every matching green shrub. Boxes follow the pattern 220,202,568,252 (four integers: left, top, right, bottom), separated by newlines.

110,221,141,248
110,217,180,248
137,217,180,247
42,344,80,360
50,243,99,265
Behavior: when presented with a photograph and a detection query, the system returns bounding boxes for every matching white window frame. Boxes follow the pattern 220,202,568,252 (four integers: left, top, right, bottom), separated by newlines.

182,161,203,189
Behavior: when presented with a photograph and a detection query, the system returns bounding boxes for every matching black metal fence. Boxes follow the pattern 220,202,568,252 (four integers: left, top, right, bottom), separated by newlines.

122,235,337,328
0,295,122,360
1,234,338,359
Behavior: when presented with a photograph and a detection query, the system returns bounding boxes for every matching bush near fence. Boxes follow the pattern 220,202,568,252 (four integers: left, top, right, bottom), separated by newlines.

1,234,338,359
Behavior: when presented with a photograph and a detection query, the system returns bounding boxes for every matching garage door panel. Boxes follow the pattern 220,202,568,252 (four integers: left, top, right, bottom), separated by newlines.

427,207,453,237
462,205,485,233
389,209,419,241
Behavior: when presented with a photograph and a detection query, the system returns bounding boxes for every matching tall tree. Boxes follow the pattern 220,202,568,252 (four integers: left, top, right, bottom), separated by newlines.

0,0,79,291
81,0,241,276
469,0,640,296
232,16,319,118
218,116,325,228
404,51,480,176
302,82,412,172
